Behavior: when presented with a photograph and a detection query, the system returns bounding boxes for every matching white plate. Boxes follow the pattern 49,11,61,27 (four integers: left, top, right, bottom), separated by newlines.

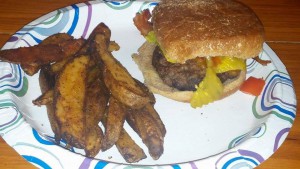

0,1,296,168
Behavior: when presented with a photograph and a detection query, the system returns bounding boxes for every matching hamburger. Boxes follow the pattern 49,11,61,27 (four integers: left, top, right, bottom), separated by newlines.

132,0,265,108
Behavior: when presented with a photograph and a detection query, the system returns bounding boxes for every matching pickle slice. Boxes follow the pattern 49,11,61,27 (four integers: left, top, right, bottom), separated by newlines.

190,67,223,108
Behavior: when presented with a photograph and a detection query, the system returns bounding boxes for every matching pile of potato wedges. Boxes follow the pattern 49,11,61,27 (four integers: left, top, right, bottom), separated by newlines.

0,23,166,163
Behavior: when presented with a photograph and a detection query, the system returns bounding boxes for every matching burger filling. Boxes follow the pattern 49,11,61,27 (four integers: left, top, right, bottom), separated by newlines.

152,46,241,91
134,9,248,108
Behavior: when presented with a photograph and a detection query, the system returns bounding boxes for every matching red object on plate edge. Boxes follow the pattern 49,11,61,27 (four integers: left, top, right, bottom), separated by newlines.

240,76,265,96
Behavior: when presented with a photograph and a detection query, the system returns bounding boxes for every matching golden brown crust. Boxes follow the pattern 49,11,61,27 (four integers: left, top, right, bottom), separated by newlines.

132,42,246,103
152,0,265,63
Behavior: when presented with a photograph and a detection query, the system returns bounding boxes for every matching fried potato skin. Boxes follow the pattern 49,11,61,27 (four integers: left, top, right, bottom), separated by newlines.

41,33,73,45
19,33,74,75
0,37,85,74
1,38,84,65
54,55,90,148
0,45,64,64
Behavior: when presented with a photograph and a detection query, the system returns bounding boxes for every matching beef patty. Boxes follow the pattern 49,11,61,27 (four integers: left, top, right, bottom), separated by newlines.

152,46,241,91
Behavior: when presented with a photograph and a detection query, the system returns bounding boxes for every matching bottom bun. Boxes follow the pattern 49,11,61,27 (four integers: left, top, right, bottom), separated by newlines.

132,42,246,103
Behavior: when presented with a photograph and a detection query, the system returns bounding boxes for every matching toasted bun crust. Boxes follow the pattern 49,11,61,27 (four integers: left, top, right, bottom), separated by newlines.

152,0,265,63
132,42,246,102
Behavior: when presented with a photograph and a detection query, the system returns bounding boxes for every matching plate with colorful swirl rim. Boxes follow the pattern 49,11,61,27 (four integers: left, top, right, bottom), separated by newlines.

0,1,296,168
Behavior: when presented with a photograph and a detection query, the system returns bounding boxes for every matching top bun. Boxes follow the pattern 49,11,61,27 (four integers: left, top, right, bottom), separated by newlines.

152,0,265,63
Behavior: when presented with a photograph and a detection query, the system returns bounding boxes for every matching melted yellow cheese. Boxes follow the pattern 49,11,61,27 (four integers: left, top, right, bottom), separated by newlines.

212,56,246,73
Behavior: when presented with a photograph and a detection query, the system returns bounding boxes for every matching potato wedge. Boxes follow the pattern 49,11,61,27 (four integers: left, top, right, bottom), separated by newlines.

103,69,155,109
38,65,61,142
84,74,109,157
54,54,90,148
84,124,103,157
99,97,147,162
145,104,166,137
115,128,147,163
94,34,144,96
101,97,126,151
126,107,164,160
90,25,154,109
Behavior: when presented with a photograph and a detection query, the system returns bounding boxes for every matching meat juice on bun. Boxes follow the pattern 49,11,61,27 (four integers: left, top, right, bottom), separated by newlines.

132,0,265,108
